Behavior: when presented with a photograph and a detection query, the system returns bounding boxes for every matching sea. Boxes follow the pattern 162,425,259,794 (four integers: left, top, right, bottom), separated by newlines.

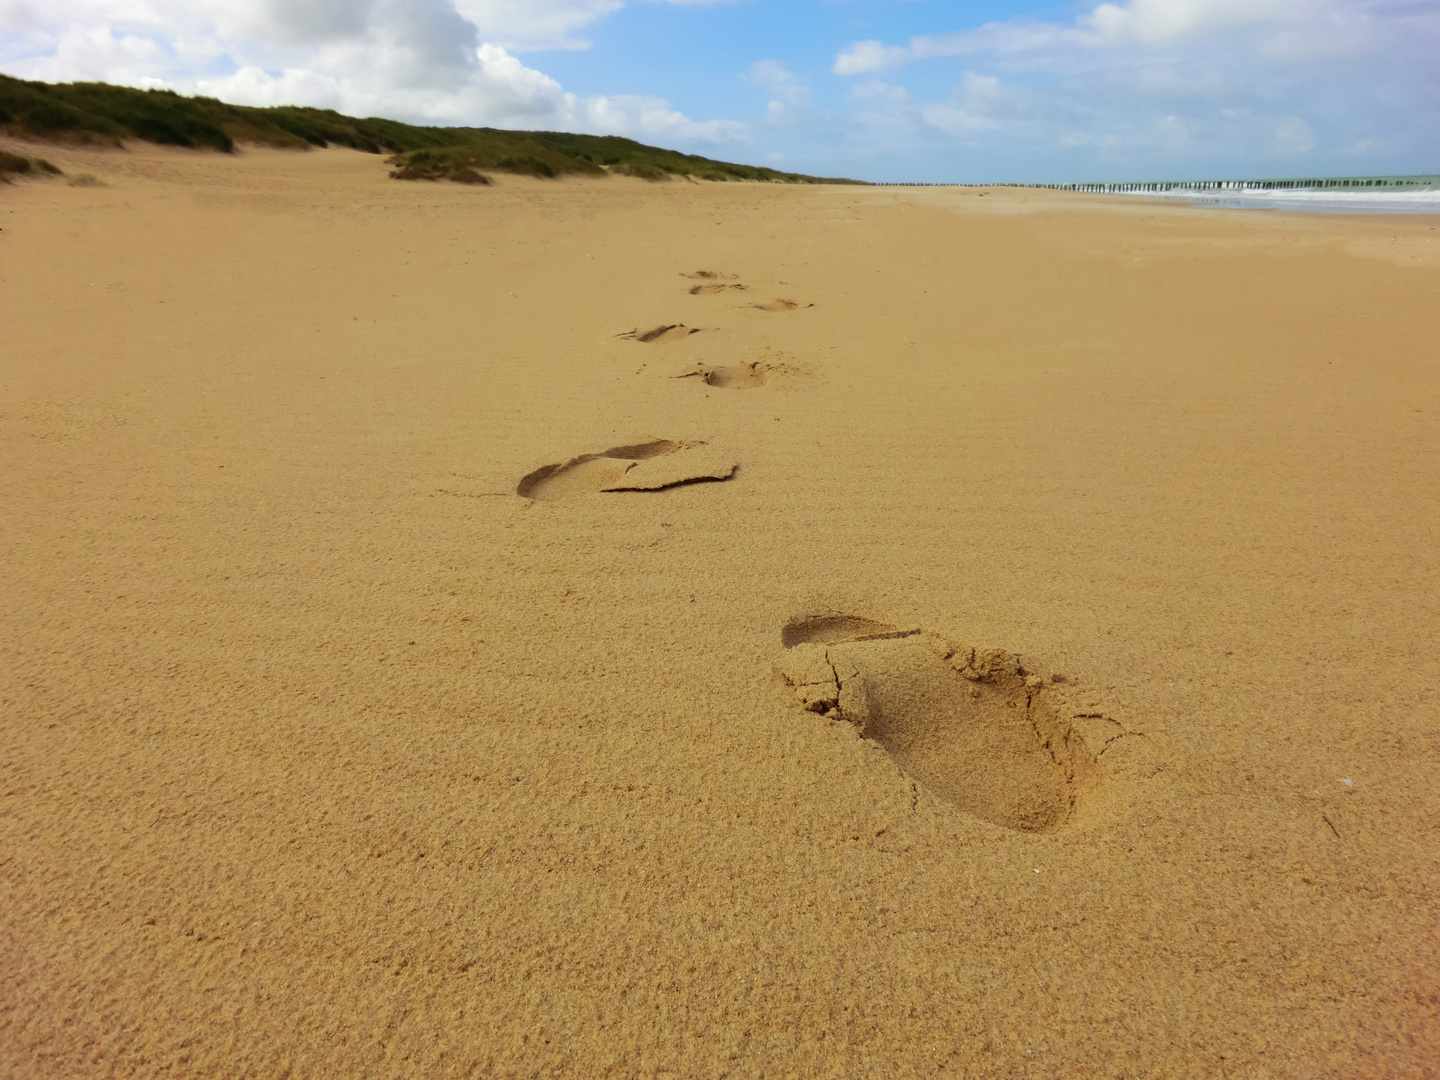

1127,188,1440,214
993,174,1440,214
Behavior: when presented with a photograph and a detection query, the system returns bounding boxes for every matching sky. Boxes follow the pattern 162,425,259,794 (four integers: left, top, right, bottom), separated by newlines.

2,0,1437,182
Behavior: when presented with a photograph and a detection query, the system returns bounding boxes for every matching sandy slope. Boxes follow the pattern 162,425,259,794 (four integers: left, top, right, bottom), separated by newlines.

2,141,1438,1078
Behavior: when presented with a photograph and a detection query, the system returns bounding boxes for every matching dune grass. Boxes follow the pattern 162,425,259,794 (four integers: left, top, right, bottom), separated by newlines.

382,130,855,185
0,148,62,182
0,74,864,185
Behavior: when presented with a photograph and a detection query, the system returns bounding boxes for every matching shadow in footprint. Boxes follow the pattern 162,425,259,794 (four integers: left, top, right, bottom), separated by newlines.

690,283,748,295
619,324,701,343
778,616,1098,832
677,361,773,389
752,298,811,312
518,440,736,501
681,270,738,280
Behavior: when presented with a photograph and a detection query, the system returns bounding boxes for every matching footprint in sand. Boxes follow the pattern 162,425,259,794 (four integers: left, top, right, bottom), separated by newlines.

777,616,1100,832
752,298,810,312
676,361,775,389
681,270,738,280
689,283,749,295
517,440,736,501
618,324,701,343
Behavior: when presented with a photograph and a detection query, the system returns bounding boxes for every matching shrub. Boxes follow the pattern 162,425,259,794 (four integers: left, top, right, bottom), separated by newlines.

0,150,62,181
0,74,868,186
613,161,671,181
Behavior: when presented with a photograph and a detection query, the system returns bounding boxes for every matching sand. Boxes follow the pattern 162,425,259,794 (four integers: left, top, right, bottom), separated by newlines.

2,140,1438,1078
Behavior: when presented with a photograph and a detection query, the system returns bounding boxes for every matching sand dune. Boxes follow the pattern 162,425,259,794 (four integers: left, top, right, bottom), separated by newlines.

3,139,1438,1077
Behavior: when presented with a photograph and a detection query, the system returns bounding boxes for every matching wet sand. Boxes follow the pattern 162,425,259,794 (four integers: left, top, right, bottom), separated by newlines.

3,140,1438,1077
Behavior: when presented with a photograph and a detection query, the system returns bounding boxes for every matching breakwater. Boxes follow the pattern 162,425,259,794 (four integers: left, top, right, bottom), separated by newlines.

1034,174,1440,194
880,174,1440,191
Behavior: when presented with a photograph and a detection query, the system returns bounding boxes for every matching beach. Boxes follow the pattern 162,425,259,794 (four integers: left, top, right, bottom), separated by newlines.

2,140,1438,1077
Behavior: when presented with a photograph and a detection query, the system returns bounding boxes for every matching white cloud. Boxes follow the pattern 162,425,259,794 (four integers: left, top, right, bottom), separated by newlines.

850,79,908,102
1080,0,1314,46
747,60,806,105
833,40,908,76
826,0,1440,176
223,0,377,47
448,0,741,50
578,93,745,142
0,0,748,144
832,0,1397,73
451,0,623,51
13,23,172,84
182,42,570,126
918,72,1004,135
746,59,810,125
0,0,635,54
4,0,1435,179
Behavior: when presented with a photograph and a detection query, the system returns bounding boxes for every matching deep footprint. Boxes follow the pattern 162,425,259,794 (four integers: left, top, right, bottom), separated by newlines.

517,440,736,501
677,361,773,389
690,283,748,295
619,324,701,343
778,616,1098,832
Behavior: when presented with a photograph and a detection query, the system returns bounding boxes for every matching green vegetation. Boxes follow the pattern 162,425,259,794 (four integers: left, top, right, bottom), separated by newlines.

0,74,389,152
0,74,864,185
380,132,847,184
0,148,62,182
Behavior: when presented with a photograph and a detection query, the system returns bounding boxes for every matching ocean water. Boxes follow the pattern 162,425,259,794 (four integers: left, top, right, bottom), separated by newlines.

1127,188,1440,214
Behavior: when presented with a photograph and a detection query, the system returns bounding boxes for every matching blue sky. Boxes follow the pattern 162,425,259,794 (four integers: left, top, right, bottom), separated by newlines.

2,1,1437,182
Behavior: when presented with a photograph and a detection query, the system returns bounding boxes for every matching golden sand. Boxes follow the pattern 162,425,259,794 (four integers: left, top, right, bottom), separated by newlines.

3,140,1438,1077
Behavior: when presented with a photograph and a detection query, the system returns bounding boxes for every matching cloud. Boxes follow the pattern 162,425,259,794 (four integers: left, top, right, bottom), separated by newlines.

178,42,567,126
850,78,908,102
0,0,635,55
826,0,1440,176
746,59,810,125
450,0,623,51
447,0,741,50
0,0,747,143
747,60,806,105
226,0,378,47
578,93,745,142
9,23,173,85
831,0,1425,73
833,40,909,76
1079,0,1315,46
917,72,1002,135
5,0,1434,179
